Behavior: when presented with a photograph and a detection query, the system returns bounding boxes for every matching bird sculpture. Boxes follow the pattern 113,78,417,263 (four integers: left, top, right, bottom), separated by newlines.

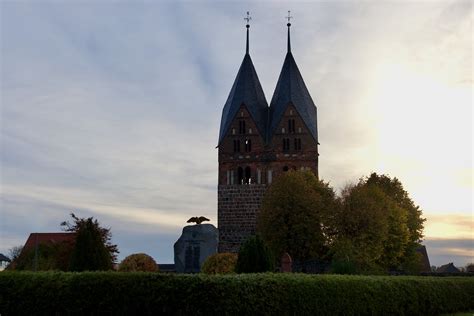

187,216,210,225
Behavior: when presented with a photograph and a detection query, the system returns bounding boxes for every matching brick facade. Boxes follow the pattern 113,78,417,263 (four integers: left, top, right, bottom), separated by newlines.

217,184,267,253
217,105,319,253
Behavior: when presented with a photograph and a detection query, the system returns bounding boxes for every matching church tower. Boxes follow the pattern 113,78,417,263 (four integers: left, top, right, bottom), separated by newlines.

217,14,319,253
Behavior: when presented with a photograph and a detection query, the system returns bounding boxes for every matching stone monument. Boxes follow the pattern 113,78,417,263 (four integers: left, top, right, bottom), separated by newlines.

174,223,218,273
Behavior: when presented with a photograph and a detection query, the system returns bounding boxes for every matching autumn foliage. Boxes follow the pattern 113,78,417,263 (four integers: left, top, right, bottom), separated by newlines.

257,171,425,274
119,253,158,272
201,253,237,274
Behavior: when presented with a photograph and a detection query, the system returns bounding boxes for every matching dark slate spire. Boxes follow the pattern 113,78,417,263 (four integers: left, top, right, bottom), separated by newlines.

218,13,268,145
268,18,318,142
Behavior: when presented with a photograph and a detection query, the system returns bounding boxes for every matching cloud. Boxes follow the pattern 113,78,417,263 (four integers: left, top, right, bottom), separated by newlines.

1,2,472,265
424,214,473,239
423,238,473,267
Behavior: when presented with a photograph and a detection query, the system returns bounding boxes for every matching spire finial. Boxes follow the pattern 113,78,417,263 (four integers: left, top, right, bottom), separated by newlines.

244,11,251,55
286,10,292,53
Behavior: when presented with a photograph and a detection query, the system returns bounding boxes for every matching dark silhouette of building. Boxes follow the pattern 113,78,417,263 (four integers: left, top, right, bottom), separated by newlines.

415,245,431,273
218,18,319,252
436,262,461,273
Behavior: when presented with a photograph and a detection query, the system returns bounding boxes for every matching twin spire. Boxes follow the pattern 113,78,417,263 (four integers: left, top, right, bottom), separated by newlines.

218,11,318,145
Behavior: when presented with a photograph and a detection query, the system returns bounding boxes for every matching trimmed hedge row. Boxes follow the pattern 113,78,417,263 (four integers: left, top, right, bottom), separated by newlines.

1,272,473,315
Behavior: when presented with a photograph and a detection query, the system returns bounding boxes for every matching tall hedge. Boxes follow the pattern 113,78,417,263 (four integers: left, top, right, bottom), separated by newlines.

1,273,473,315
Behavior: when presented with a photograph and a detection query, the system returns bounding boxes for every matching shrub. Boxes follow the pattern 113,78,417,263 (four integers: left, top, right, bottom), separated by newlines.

331,259,357,275
0,273,473,315
235,235,274,273
119,253,158,272
201,253,237,274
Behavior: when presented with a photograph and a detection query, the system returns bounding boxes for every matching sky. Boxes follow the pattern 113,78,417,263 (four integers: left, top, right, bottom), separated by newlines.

1,1,472,268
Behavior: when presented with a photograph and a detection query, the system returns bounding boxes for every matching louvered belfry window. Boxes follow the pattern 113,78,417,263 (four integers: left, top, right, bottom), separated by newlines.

288,119,295,133
239,120,246,134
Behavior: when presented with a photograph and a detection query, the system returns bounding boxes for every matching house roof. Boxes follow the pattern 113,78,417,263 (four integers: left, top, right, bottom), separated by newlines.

218,26,268,145
269,25,318,142
158,263,176,273
0,253,10,262
436,262,461,273
23,232,76,251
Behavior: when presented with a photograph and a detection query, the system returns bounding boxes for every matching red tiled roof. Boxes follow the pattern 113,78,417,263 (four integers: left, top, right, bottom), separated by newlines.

23,232,76,251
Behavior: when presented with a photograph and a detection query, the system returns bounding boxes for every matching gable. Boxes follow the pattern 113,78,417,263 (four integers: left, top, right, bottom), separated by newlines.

270,103,318,150
218,104,265,153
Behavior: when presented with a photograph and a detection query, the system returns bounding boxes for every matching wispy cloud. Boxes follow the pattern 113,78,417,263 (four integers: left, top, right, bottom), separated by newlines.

1,2,471,265
424,238,473,267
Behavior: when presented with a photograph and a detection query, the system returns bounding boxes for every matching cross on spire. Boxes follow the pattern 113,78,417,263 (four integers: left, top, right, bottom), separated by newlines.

244,11,251,55
286,10,293,25
286,10,292,53
244,11,252,27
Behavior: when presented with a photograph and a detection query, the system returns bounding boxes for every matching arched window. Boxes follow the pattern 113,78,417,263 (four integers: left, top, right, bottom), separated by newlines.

245,139,252,152
245,166,251,184
238,167,244,185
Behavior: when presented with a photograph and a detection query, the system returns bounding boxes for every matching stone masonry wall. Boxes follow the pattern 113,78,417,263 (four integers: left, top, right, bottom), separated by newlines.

218,184,267,253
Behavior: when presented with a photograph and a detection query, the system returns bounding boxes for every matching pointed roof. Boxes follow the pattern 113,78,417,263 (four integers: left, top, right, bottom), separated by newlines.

218,23,268,145
269,23,318,142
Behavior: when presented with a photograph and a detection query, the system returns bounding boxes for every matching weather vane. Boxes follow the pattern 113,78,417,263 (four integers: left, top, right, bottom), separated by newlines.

244,11,252,27
286,10,293,24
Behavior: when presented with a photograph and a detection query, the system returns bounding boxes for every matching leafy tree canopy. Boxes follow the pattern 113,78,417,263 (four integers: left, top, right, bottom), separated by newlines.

257,170,338,262
62,213,118,271
332,173,423,272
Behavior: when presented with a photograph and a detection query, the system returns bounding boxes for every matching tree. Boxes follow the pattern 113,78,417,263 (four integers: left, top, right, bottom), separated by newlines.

8,245,23,263
235,235,273,273
201,253,238,274
365,173,425,271
257,171,337,262
119,253,158,272
5,246,22,269
332,184,392,272
62,213,118,271
466,263,474,273
332,174,419,273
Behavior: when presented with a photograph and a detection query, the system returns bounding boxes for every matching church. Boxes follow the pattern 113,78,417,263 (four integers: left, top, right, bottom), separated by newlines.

217,16,319,253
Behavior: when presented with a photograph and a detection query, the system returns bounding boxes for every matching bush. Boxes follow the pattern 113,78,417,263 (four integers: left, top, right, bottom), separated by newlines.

119,253,158,272
0,273,473,315
201,253,237,274
331,259,357,275
235,235,274,273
